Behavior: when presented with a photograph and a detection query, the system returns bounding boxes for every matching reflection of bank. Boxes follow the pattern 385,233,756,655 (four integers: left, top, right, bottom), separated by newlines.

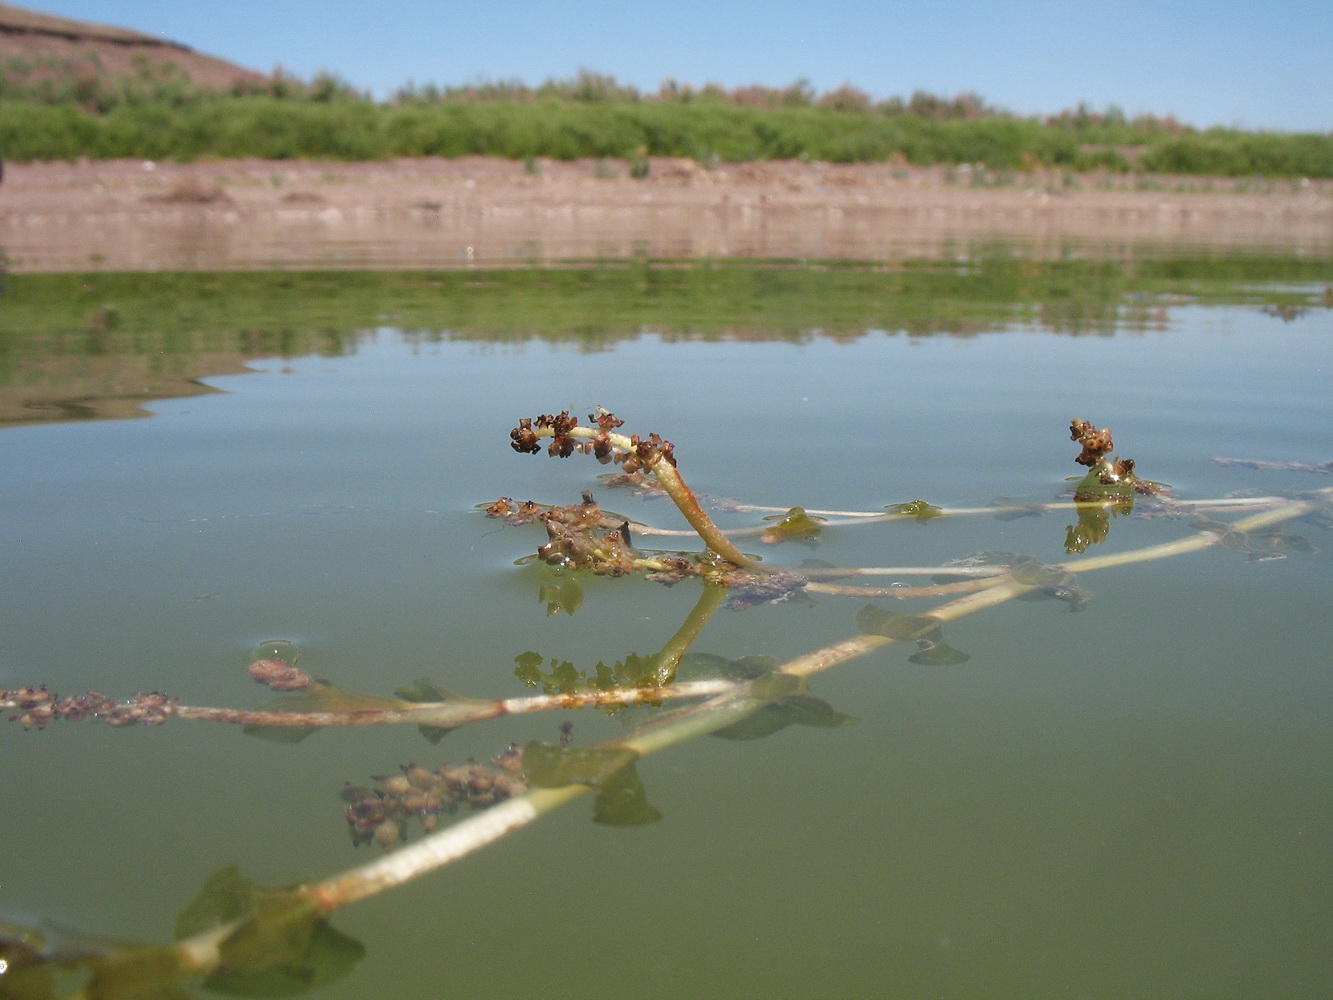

0,347,242,429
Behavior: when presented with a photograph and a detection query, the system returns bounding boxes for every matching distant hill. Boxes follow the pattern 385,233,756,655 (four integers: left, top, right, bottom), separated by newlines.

0,2,266,93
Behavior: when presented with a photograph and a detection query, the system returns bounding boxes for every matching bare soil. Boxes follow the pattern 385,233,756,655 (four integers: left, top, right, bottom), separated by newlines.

3,157,1330,272
0,2,265,90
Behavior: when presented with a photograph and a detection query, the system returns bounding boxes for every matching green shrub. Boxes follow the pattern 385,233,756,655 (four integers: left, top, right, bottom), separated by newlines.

0,72,1328,176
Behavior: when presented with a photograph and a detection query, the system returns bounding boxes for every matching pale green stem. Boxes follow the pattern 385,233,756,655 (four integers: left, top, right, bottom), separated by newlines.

805,576,1006,599
729,495,1294,520
643,457,758,567
1058,498,1316,574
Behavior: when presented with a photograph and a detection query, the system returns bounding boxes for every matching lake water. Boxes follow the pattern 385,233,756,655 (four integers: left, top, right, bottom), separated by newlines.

2,252,1331,999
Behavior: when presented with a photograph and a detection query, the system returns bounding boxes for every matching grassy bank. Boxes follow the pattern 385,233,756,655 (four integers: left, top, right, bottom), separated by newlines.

0,66,1329,177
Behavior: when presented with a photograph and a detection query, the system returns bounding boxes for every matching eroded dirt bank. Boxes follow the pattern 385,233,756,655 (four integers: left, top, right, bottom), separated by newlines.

2,157,1330,271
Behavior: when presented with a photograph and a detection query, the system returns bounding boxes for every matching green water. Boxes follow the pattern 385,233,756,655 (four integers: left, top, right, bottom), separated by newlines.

2,253,1331,999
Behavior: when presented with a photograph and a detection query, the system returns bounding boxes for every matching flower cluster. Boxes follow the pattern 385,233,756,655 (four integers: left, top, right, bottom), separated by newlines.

342,746,529,849
1069,418,1166,496
1070,419,1115,467
509,411,677,470
4,685,176,730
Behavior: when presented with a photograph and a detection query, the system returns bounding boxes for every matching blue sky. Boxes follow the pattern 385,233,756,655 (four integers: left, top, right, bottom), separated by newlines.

32,0,1333,131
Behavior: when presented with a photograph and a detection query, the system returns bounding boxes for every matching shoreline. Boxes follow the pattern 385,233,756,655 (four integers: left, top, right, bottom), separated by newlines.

2,157,1331,272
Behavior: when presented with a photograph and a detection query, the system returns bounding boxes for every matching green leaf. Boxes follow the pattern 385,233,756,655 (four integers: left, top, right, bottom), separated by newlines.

175,867,364,997
749,672,805,700
709,707,792,741
907,641,972,666
590,764,662,826
759,507,826,543
392,679,481,743
206,918,364,997
521,743,661,825
675,653,777,683
392,679,462,703
0,962,54,1000
522,743,639,788
885,500,944,521
1,919,166,1000
175,866,255,939
1010,559,1075,588
241,724,315,745
1070,467,1137,502
0,923,56,1000
712,693,858,740
855,604,943,641
1016,583,1092,612
85,947,193,1000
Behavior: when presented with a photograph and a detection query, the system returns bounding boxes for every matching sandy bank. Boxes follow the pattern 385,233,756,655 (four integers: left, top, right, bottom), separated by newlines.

2,157,1330,271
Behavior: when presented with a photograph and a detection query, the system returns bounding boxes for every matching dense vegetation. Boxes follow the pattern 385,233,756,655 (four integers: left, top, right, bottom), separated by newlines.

0,62,1329,176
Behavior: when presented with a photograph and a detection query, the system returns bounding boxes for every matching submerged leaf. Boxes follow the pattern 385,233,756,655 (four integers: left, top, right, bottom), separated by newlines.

711,693,858,740
0,964,55,1000
855,605,943,641
207,919,364,997
392,679,465,704
174,867,255,940
1,923,190,1000
748,672,806,700
522,743,660,825
0,923,56,1000
84,947,192,1000
174,867,363,997
522,743,639,788
1010,559,1075,588
590,764,662,826
392,679,481,742
0,919,162,1000
1016,584,1092,612
907,640,972,666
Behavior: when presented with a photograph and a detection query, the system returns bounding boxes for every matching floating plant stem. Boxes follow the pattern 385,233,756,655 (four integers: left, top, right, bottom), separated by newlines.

649,458,758,567
4,583,735,736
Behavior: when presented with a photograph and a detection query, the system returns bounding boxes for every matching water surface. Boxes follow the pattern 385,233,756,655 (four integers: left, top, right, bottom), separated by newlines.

2,253,1331,998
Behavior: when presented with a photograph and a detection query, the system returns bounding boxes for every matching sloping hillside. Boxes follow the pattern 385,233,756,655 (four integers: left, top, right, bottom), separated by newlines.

0,2,265,92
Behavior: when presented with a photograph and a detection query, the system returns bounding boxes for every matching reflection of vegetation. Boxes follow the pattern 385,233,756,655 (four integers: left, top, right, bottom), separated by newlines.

4,255,1328,426
3,411,1328,998
5,251,1330,345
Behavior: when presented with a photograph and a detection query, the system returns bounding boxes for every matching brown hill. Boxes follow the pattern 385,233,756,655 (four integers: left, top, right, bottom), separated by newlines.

0,2,266,93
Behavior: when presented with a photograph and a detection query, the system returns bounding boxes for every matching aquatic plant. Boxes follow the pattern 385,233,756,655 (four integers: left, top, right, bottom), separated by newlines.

2,414,1327,1000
